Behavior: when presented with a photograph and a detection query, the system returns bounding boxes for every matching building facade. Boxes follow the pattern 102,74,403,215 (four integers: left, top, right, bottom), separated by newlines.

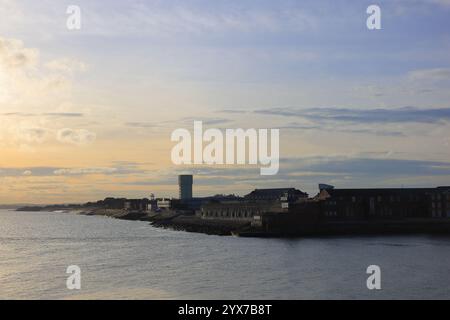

316,186,450,220
124,199,149,211
200,200,285,222
430,187,450,218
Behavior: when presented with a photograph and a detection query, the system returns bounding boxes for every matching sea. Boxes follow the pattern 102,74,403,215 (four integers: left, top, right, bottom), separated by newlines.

1,209,450,300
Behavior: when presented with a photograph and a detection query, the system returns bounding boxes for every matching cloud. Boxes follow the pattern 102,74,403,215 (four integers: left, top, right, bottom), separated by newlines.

254,106,450,124
84,2,317,37
56,128,96,145
17,127,48,143
43,113,84,118
51,162,146,176
281,156,450,176
279,122,405,137
125,122,159,129
408,68,450,82
1,112,84,118
217,109,249,114
0,37,38,69
45,58,87,75
0,167,58,177
53,168,117,176
180,117,233,126
125,117,233,130
0,163,144,178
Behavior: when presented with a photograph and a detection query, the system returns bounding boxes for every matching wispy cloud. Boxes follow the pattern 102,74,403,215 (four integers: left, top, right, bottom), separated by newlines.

53,167,118,176
279,122,405,137
255,107,450,124
1,112,84,118
408,68,450,82
0,163,146,177
56,128,96,146
124,116,234,130
217,109,249,114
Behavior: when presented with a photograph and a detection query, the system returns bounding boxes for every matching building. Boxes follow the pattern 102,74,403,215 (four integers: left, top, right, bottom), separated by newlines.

200,188,307,221
179,175,193,201
315,185,450,220
124,199,149,211
200,200,284,222
99,197,126,209
156,198,172,210
244,188,308,202
430,187,450,218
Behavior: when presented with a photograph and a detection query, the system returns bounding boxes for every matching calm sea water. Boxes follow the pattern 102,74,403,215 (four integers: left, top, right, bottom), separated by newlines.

1,209,450,300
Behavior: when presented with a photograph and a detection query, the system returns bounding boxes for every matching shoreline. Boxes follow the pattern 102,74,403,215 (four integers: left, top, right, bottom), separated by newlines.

14,206,450,238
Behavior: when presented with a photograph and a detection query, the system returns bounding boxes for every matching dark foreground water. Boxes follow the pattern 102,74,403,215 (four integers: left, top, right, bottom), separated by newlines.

1,209,450,300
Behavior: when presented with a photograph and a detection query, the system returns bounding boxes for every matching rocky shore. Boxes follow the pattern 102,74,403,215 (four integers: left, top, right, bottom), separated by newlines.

151,215,250,236
16,205,246,236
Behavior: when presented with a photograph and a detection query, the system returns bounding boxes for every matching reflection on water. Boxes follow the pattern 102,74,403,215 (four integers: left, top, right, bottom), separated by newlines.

1,209,450,300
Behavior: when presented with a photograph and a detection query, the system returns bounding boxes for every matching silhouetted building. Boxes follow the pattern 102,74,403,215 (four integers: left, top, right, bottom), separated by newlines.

99,198,126,209
430,187,450,218
200,188,305,221
316,186,450,220
179,175,193,201
124,199,149,211
156,198,171,210
201,200,284,221
244,188,308,202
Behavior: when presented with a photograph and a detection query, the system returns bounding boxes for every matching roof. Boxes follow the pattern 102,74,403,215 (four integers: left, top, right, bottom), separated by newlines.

244,188,308,198
325,187,447,197
252,188,299,192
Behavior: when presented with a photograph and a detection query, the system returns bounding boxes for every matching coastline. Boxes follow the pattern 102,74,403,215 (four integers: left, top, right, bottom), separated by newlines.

15,205,243,236
14,205,450,238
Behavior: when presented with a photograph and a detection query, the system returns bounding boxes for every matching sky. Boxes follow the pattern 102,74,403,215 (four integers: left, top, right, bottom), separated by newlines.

1,0,450,204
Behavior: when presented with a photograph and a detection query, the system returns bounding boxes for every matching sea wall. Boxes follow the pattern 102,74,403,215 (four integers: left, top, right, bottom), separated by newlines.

151,215,250,236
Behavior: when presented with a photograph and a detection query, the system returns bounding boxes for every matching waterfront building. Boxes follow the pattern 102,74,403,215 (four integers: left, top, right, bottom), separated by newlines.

100,197,127,209
200,188,307,221
316,185,450,220
156,198,172,210
430,187,450,218
124,199,149,211
200,200,284,222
